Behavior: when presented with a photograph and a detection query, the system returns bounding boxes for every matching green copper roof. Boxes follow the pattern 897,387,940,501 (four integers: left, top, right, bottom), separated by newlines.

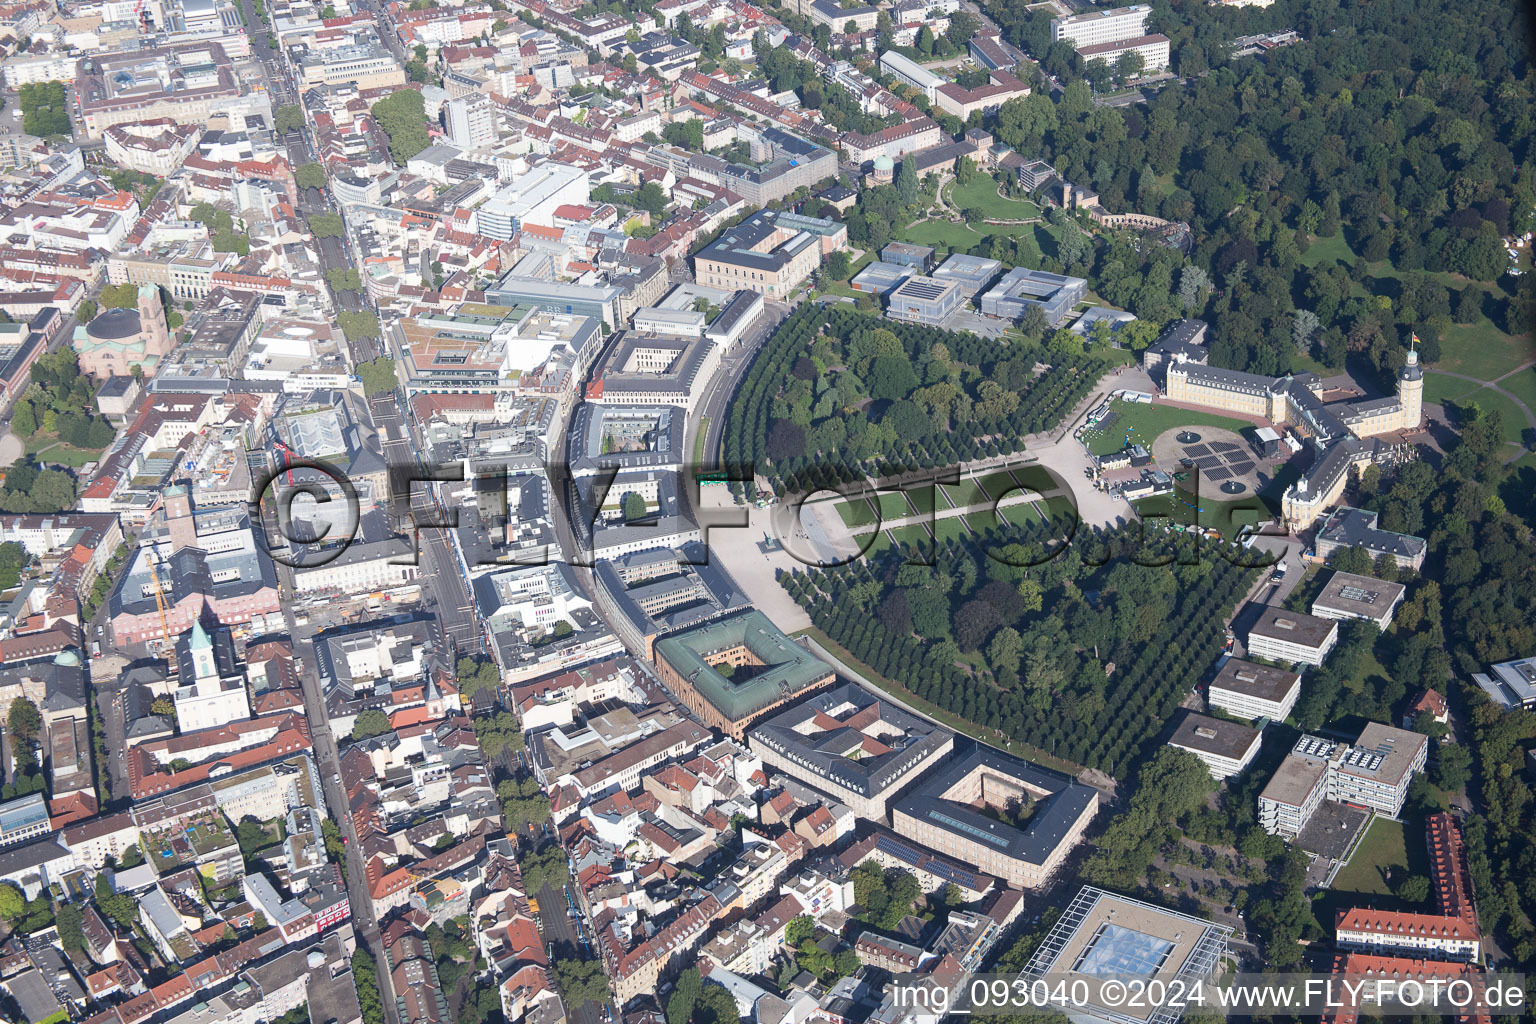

654,610,833,724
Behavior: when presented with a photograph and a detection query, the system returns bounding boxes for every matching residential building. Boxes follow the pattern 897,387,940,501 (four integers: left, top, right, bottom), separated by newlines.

445,93,498,150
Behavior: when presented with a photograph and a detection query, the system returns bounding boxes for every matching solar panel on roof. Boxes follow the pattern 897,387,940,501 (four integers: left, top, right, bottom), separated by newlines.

1338,585,1379,602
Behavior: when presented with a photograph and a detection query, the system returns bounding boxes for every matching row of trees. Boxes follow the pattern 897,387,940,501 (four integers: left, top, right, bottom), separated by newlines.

723,305,1106,494
782,518,1260,779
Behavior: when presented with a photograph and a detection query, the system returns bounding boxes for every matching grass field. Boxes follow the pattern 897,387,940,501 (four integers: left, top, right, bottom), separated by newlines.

949,177,1041,221
836,491,919,528
940,477,991,509
1434,319,1535,382
1081,400,1255,456
1422,371,1478,406
1424,373,1531,443
1332,817,1411,896
895,214,1064,255
1300,234,1533,382
23,438,104,468
978,469,1025,500
836,498,878,528
1500,366,1536,413
934,516,971,544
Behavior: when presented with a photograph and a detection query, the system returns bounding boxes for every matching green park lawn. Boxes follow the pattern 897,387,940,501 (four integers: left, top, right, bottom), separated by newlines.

1080,399,1255,456
1422,371,1477,406
1331,817,1411,897
835,491,917,529
978,469,1026,501
24,436,104,468
1434,318,1535,382
1423,373,1530,443
939,477,991,510
1300,234,1531,382
895,216,1061,256
1500,365,1536,409
949,176,1041,221
835,498,878,528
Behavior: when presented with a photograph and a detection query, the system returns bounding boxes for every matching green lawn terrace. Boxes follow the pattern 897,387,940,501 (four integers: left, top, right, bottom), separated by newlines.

946,175,1043,222
832,461,1063,531
1078,398,1256,457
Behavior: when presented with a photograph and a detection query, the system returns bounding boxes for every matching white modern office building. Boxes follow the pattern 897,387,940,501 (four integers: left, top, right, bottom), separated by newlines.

1050,4,1151,47
1246,608,1339,666
477,163,590,240
1207,659,1301,722
879,50,944,102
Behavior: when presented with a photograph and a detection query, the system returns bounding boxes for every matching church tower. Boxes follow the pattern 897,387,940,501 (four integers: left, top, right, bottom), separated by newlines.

138,284,171,358
189,621,218,688
1397,340,1424,431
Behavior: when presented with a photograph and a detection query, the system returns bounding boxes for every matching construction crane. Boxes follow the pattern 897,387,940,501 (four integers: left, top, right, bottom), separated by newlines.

144,548,173,650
